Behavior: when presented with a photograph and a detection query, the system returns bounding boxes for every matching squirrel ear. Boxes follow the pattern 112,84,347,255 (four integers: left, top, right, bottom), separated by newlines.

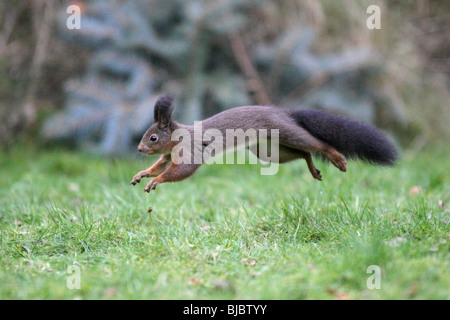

154,94,175,129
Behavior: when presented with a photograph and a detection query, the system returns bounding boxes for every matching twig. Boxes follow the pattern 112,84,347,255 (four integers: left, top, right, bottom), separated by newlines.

229,33,272,106
22,0,54,128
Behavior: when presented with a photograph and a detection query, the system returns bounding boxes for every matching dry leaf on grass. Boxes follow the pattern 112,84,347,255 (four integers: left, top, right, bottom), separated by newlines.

409,186,422,195
188,278,202,285
326,287,349,300
336,292,350,300
241,258,256,266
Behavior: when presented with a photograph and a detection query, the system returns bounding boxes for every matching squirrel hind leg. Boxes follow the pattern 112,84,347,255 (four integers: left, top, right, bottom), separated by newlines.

250,143,322,181
320,147,347,172
272,146,323,181
278,126,347,172
248,143,306,164
304,152,322,181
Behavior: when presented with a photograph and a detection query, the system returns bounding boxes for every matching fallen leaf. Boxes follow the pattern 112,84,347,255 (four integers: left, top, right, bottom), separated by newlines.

326,287,349,300
188,278,202,285
409,186,422,196
241,258,256,266
336,292,350,300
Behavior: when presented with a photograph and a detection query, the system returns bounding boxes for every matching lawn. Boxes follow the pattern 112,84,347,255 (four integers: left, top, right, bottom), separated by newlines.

0,144,448,299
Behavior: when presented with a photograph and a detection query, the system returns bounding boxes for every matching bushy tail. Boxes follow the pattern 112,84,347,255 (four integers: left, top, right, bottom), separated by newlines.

291,109,398,165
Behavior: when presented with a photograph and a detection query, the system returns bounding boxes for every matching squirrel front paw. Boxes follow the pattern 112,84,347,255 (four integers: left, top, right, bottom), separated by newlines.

144,179,159,193
130,171,150,185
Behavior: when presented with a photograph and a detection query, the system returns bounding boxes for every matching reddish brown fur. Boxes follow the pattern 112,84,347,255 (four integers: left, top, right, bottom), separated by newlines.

131,95,396,193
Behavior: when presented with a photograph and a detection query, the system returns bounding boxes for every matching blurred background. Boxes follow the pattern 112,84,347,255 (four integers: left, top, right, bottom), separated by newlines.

0,0,449,155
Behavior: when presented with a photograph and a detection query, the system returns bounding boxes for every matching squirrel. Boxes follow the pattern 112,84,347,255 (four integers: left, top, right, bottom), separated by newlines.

130,94,397,193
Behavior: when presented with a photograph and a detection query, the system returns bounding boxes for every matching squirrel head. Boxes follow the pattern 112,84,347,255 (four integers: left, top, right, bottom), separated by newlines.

138,94,175,155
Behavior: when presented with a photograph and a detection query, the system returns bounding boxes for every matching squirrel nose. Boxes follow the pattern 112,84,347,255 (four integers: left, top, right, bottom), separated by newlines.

137,146,143,153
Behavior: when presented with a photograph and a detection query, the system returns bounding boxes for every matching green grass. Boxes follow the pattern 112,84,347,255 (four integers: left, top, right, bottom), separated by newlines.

0,145,448,299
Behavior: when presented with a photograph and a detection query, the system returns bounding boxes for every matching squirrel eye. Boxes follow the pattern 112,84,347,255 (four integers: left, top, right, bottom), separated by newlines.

150,135,158,142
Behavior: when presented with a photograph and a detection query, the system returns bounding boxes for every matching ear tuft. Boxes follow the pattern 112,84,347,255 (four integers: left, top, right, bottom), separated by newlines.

154,94,175,128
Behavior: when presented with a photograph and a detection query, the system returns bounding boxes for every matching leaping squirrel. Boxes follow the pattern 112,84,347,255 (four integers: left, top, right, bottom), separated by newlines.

130,94,397,193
